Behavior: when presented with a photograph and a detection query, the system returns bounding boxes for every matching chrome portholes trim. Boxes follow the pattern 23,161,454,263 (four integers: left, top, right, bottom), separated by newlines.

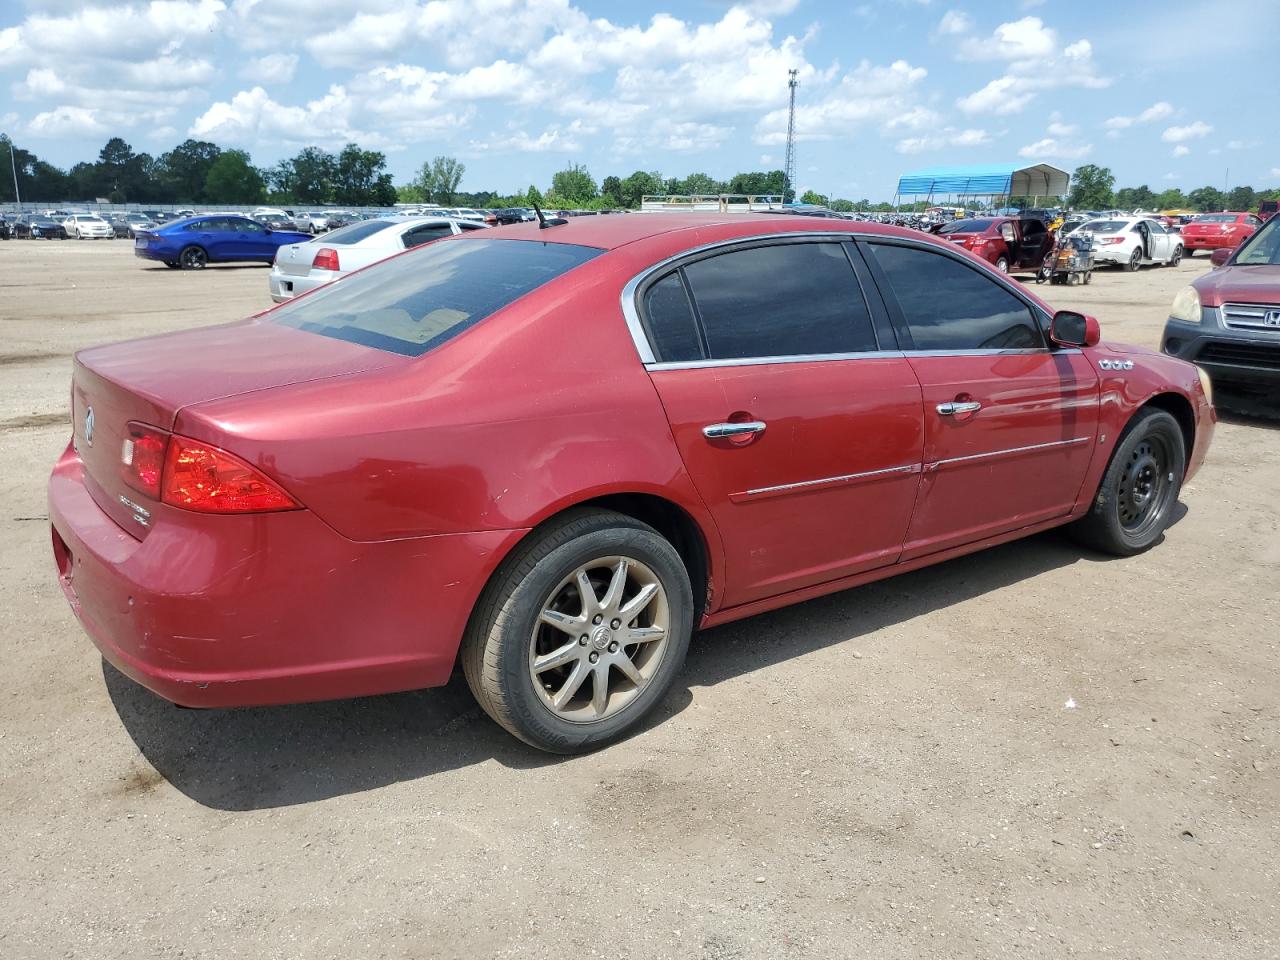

646,350,902,371
1097,358,1135,371
931,436,1091,469
730,463,921,503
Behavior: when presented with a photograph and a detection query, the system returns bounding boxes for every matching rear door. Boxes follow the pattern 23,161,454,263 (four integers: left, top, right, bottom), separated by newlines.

862,238,1100,560
634,237,925,608
1018,219,1050,267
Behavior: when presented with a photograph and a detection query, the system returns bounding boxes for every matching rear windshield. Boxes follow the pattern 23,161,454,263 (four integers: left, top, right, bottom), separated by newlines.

1080,220,1127,233
1195,214,1235,223
269,238,603,357
320,220,397,244
938,218,994,234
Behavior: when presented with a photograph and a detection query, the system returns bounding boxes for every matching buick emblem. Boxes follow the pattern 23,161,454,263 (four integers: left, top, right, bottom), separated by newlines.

83,406,95,447
1264,310,1280,328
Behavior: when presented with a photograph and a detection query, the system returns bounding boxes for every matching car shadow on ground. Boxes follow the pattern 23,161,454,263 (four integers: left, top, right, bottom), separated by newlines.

107,528,1132,811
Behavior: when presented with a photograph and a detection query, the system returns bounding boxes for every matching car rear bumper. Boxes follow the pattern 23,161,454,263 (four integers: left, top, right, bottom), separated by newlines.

48,442,525,707
268,268,330,303
1162,314,1280,387
1182,235,1234,250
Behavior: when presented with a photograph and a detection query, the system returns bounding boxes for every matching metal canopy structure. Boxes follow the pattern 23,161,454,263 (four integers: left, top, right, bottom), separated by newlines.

895,162,1070,201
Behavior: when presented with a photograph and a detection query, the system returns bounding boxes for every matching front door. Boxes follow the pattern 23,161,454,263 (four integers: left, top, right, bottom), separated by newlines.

862,239,1100,559
635,239,925,608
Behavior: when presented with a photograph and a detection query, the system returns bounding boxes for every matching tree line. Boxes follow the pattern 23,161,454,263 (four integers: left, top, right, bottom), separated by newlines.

4,134,1276,213
1067,164,1277,213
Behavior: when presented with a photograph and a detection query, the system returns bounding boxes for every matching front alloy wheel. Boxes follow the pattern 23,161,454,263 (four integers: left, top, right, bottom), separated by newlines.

463,508,693,753
1126,248,1142,271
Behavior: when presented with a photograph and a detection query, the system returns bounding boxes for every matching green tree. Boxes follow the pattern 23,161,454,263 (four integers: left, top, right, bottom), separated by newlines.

526,184,544,206
332,143,396,205
1067,164,1115,209
550,163,597,205
0,134,72,202
413,156,465,204
619,170,663,207
728,170,788,199
1114,184,1156,210
678,172,724,195
1187,186,1227,212
157,139,221,202
285,146,337,204
800,189,827,205
830,198,854,212
1153,187,1187,209
600,175,624,206
1226,185,1257,211
203,150,266,204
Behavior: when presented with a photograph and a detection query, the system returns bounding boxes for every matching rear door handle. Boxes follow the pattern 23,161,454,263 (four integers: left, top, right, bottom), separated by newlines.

937,401,982,416
703,421,767,439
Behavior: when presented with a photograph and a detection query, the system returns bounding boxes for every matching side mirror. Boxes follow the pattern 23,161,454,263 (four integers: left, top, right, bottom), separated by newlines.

1209,248,1232,268
1050,310,1100,348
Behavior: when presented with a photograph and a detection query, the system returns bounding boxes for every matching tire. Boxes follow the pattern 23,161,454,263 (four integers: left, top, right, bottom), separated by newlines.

1125,248,1142,272
994,256,1009,274
1169,245,1183,266
1183,248,1195,258
179,245,207,269
462,508,694,753
1069,408,1186,557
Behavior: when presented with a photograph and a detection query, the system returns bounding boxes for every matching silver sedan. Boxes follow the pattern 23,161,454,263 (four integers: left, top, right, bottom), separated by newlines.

267,216,488,303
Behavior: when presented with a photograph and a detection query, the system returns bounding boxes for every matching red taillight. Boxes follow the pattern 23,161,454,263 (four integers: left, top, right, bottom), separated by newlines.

122,422,168,498
312,247,340,271
163,437,299,513
1101,237,1124,244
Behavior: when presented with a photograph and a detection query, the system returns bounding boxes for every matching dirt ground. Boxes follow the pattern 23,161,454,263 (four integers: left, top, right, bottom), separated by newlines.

0,238,1276,960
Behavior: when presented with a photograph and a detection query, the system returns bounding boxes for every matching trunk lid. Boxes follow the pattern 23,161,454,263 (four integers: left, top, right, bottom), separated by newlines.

274,239,321,277
71,319,410,537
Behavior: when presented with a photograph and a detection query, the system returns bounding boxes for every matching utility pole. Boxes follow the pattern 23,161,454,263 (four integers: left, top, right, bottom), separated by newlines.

783,69,798,204
7,138,19,210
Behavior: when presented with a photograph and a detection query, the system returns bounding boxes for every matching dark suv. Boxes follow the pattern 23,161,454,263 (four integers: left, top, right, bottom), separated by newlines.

1162,212,1280,390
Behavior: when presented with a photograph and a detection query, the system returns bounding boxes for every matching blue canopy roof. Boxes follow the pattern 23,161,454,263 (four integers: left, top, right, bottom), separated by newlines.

896,162,1069,198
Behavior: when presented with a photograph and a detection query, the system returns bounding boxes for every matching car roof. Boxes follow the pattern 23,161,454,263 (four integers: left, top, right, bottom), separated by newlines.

467,212,928,251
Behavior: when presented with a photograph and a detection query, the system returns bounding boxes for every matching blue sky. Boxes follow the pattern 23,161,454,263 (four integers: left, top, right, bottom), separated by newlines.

2,0,1276,199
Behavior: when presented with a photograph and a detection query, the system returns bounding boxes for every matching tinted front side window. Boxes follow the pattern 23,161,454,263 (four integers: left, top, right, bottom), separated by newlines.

869,243,1042,351
680,242,877,360
270,238,602,357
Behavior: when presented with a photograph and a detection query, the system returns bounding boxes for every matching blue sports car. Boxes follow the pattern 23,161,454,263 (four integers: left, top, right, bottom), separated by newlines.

133,214,312,270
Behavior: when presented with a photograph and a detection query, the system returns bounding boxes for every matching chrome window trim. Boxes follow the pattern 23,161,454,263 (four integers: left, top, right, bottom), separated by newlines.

646,350,901,372
620,229,1058,366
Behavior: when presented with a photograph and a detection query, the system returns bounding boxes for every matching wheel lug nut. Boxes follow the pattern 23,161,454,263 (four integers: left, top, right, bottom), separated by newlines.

589,652,599,663
608,641,618,653
579,635,588,645
610,619,621,630
593,615,603,625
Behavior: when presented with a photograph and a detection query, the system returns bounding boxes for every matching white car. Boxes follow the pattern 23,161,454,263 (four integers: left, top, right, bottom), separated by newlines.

63,214,114,240
1074,216,1183,271
296,212,331,234
267,216,487,302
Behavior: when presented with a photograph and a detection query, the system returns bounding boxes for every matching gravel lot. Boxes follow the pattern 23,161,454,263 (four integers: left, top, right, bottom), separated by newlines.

1,238,1276,959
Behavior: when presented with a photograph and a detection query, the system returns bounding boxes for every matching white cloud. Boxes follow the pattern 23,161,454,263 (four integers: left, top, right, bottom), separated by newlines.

242,53,298,84
759,153,773,164
1104,101,1173,130
1270,167,1280,179
1171,145,1190,157
1047,121,1078,136
957,76,1033,115
936,10,972,35
1019,136,1092,160
1162,121,1212,142
959,16,1056,60
895,127,990,154
27,106,108,138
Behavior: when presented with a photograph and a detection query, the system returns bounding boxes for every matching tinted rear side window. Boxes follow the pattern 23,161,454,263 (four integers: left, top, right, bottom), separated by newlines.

680,242,877,360
322,220,397,244
642,273,703,362
868,243,1042,350
270,238,602,357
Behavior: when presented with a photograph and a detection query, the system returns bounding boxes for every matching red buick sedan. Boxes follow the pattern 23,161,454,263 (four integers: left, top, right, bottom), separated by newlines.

49,214,1214,752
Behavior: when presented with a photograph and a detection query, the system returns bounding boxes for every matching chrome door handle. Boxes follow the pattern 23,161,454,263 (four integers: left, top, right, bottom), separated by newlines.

937,401,982,416
703,421,767,439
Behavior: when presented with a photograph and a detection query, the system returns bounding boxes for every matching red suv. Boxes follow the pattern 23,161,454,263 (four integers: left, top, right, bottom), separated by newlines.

1181,212,1262,256
49,215,1214,752
935,216,1054,273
